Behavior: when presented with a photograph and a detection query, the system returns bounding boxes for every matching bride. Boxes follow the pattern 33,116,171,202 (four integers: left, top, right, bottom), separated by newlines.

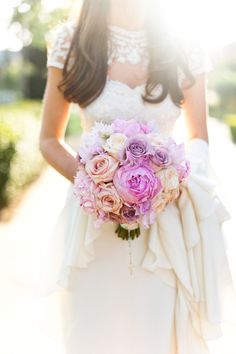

35,0,236,353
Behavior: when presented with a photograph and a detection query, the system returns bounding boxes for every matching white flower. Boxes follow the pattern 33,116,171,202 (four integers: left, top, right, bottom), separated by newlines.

92,121,114,140
156,166,179,192
152,193,168,213
102,133,127,158
146,132,165,147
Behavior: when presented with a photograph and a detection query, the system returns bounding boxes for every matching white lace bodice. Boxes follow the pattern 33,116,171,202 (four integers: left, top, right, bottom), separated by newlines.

46,21,213,136
107,25,149,66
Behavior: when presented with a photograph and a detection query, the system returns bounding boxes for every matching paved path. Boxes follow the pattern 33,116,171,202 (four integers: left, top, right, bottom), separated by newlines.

0,118,235,354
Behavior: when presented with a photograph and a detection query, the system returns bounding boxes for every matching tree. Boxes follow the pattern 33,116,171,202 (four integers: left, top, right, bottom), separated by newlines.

9,0,75,99
12,0,74,49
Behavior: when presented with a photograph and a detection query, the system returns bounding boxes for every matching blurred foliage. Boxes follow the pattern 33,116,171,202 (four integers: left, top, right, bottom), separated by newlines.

208,45,236,120
21,46,47,99
0,100,42,120
0,100,45,216
12,0,75,49
0,52,23,101
0,121,18,209
224,114,236,143
1,0,76,100
0,99,82,216
65,106,82,137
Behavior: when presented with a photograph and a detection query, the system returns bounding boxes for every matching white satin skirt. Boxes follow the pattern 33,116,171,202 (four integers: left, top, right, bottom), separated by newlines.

31,171,236,354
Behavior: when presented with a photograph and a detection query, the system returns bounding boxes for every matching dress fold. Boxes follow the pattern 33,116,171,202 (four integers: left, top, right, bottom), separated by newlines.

32,170,236,354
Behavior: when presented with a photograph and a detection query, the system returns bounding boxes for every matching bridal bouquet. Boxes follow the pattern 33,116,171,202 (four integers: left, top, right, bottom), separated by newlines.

73,119,190,240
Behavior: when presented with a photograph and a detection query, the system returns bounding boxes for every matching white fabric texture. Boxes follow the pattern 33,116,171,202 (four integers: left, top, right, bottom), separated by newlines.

186,138,210,175
107,25,149,66
33,22,236,354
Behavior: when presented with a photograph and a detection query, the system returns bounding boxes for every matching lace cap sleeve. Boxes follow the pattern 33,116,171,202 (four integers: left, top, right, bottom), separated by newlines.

46,21,76,69
178,40,213,87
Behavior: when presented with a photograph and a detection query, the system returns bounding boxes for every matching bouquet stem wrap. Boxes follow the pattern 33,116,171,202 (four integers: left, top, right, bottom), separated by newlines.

115,223,141,240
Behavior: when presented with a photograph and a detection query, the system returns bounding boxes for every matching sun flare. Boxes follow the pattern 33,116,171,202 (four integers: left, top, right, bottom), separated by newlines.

1,0,236,51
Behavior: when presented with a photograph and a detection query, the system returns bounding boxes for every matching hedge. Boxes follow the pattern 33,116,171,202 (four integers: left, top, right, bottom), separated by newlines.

0,100,82,218
0,101,45,217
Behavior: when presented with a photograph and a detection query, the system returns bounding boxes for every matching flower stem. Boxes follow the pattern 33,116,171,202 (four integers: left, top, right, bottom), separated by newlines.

115,224,141,240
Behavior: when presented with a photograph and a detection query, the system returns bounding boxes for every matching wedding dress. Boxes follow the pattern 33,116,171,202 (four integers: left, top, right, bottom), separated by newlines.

32,21,236,354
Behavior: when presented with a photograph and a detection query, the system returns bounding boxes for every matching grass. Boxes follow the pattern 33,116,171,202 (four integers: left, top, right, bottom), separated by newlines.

0,100,42,121
0,99,82,137
65,108,82,137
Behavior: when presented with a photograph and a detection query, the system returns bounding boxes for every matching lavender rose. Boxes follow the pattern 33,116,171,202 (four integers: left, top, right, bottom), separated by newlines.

113,163,163,205
120,204,139,223
119,135,153,164
151,146,172,169
127,136,152,158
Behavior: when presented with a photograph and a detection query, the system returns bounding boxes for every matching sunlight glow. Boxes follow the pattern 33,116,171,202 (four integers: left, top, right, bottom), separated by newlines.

157,0,236,50
41,0,69,13
0,0,236,52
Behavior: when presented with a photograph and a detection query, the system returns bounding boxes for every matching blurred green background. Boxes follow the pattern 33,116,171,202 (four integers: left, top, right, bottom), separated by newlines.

0,0,83,219
0,0,236,219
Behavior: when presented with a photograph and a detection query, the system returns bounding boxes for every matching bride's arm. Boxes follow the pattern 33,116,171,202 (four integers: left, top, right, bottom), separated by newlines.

181,73,210,174
39,67,78,183
181,73,209,143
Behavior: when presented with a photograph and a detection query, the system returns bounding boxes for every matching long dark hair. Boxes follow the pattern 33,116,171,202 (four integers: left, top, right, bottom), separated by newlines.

58,0,195,109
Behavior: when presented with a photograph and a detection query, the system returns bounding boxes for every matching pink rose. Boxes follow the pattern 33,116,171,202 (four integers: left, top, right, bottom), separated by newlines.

85,153,119,183
96,182,123,215
113,163,163,205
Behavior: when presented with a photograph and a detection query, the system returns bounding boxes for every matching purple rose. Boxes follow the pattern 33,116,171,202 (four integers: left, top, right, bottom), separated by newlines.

113,163,163,205
120,204,139,223
151,146,172,168
121,136,152,163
